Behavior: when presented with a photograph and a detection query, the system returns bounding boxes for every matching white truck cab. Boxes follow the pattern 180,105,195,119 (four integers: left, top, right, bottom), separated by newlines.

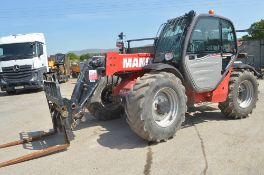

0,33,48,94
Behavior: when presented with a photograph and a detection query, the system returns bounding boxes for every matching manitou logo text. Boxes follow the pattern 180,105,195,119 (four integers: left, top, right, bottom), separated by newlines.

123,57,152,68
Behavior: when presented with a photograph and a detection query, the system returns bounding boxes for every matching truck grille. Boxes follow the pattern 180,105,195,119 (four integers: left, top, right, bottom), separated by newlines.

2,65,33,82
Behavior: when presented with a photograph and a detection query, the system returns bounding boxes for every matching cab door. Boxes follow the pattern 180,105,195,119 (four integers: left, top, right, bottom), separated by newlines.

221,19,237,72
184,16,223,92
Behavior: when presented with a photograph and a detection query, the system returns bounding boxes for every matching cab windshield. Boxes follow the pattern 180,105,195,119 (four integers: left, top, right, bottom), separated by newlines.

155,12,193,63
0,42,35,61
55,54,66,64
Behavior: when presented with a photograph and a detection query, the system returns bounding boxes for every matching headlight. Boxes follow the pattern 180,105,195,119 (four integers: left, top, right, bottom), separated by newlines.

0,75,6,84
165,52,173,61
31,72,38,81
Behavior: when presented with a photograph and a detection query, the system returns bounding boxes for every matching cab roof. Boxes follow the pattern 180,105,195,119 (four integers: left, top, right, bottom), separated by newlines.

0,33,45,45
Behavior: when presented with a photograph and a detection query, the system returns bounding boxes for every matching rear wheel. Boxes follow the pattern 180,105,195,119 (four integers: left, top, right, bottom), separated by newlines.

86,76,124,121
219,69,259,119
125,72,187,142
72,72,79,78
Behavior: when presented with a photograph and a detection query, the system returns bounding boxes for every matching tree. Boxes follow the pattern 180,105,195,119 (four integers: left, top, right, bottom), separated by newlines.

80,53,91,61
242,19,264,40
67,52,79,62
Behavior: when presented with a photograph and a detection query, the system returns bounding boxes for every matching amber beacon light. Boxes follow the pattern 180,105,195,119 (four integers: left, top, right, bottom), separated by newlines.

209,9,215,15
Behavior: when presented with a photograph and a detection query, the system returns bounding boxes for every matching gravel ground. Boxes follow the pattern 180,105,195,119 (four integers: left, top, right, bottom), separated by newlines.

0,79,264,175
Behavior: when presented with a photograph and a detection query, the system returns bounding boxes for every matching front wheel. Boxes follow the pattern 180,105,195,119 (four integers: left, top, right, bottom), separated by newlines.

86,76,124,121
125,72,187,142
219,69,259,119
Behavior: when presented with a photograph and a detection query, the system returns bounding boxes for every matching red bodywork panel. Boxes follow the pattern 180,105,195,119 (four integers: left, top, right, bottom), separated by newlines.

112,68,232,103
211,68,232,102
105,52,154,76
112,73,143,96
106,52,232,104
187,68,232,104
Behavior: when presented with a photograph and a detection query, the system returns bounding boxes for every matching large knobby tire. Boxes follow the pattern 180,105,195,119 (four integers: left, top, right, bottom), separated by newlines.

86,76,124,121
219,69,259,119
125,72,187,142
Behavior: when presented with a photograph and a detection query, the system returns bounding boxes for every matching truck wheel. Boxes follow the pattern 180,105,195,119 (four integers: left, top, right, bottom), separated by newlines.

219,69,259,119
125,72,187,142
72,73,77,78
86,76,124,121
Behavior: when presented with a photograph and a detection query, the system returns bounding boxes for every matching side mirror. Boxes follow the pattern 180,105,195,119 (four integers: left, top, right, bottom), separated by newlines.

117,32,125,53
116,41,123,48
116,40,124,53
237,53,248,59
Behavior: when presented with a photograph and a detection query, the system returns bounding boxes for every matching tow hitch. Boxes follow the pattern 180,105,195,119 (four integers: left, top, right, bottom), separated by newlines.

0,61,103,168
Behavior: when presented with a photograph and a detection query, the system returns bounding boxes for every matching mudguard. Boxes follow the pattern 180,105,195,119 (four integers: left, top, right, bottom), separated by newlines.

144,63,184,81
233,62,263,78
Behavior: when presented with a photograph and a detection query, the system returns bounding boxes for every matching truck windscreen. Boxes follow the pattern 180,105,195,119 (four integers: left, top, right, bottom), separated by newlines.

0,42,35,61
55,54,65,64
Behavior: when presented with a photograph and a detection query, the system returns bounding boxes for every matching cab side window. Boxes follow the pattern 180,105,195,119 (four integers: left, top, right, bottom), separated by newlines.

39,43,44,55
221,19,236,53
188,17,221,54
36,43,44,56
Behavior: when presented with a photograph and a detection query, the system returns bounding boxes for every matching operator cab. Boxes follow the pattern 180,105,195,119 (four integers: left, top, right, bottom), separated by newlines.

155,10,237,92
55,53,66,65
115,10,237,92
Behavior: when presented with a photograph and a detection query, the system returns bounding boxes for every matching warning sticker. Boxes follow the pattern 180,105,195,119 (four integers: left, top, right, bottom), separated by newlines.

89,70,98,82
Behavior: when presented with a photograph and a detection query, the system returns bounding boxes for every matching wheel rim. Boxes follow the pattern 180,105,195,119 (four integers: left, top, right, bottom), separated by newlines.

237,80,254,108
101,85,115,106
152,87,179,127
